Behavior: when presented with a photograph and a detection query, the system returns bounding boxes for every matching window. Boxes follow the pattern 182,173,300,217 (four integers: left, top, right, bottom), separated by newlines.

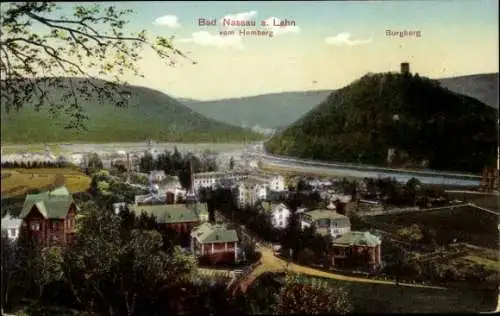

30,221,40,231
52,221,60,231
9,228,17,238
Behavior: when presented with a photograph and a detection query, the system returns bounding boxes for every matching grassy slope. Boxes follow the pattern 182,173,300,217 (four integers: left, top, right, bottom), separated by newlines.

182,73,498,129
248,272,497,313
265,72,498,173
0,78,263,144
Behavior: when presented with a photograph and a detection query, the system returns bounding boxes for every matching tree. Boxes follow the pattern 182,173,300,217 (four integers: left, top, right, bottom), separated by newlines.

397,224,423,244
273,273,353,314
200,150,217,172
32,247,64,299
178,158,193,191
139,153,154,173
86,152,103,175
63,201,200,315
240,239,258,262
1,233,21,311
1,2,195,129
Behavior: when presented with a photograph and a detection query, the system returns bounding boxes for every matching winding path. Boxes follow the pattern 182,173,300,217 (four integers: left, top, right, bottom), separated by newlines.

234,243,447,294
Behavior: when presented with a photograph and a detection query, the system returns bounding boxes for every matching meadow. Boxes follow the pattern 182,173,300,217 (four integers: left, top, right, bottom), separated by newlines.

293,274,497,313
352,205,499,289
360,205,499,249
1,168,91,198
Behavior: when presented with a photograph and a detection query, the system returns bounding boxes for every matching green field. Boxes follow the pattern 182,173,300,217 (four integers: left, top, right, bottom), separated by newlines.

352,205,499,289
359,205,499,249
294,274,497,313
248,272,497,313
1,168,91,198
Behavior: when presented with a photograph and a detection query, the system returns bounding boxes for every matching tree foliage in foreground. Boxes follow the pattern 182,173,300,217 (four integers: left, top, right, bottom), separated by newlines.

273,273,353,314
0,2,194,129
2,200,240,315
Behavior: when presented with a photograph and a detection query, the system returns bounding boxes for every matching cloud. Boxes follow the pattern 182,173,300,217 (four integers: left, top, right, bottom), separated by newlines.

324,33,372,46
154,15,181,28
263,17,300,35
220,10,258,28
177,31,243,49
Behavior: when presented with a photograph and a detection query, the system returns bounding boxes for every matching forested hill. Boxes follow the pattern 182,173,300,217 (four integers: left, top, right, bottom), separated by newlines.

0,77,262,144
182,73,498,129
265,72,498,173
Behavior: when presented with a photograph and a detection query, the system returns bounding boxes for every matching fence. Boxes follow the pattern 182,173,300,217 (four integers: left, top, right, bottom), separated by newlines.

358,206,420,217
226,260,262,290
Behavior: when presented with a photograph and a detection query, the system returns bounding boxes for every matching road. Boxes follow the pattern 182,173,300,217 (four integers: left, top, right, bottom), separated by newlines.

234,243,447,294
231,222,447,294
244,142,482,187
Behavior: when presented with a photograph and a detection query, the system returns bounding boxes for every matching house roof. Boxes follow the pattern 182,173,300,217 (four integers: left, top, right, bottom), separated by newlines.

333,231,381,247
130,203,201,224
191,222,239,243
304,209,348,221
150,170,166,176
245,175,269,185
19,186,74,219
1,214,22,229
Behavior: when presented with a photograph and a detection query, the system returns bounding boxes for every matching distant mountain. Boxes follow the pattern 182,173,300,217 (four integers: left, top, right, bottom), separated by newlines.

0,78,262,144
182,73,498,129
265,72,498,173
438,73,499,109
182,90,332,129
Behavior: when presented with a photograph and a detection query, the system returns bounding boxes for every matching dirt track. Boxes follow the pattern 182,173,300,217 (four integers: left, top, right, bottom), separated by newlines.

236,244,447,293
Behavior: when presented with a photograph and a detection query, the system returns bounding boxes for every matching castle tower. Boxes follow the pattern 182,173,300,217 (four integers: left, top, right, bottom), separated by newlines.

400,62,410,75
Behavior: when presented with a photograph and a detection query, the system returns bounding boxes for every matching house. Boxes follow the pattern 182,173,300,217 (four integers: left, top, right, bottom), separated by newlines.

19,186,77,247
149,170,166,183
130,203,203,234
237,178,268,208
480,168,499,192
301,209,351,239
190,222,239,264
1,214,22,240
357,199,384,213
249,172,285,192
331,231,382,270
216,178,239,190
192,171,285,195
271,203,292,229
134,193,166,205
330,194,352,204
193,171,247,194
199,209,209,222
113,202,127,215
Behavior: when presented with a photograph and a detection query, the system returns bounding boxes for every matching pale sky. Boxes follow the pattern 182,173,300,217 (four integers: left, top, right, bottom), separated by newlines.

33,1,500,100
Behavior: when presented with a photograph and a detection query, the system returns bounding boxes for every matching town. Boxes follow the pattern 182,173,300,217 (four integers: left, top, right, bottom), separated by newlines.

2,140,499,314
